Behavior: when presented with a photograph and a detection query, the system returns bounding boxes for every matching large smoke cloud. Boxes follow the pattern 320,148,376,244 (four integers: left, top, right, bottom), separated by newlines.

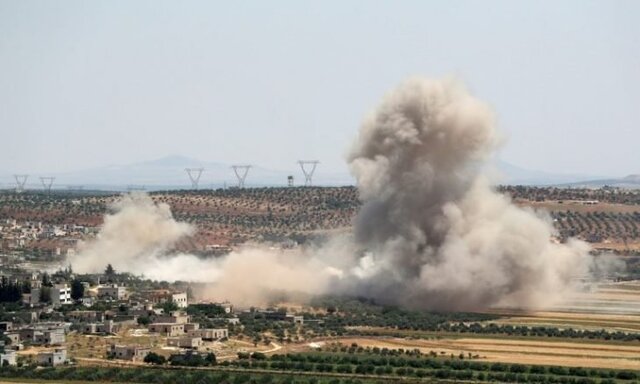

70,77,594,311
343,77,588,310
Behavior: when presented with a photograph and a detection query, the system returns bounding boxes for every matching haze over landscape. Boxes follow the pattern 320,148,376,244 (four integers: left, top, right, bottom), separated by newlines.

1,1,640,382
1,0,639,185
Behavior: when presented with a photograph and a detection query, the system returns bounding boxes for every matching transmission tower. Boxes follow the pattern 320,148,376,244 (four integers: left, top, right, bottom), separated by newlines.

14,174,28,193
185,168,204,189
231,165,252,188
297,160,319,186
40,177,55,194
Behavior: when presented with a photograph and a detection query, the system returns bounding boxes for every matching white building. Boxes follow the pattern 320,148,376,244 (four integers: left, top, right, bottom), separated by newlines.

50,284,72,306
171,292,188,308
0,350,16,366
187,328,228,341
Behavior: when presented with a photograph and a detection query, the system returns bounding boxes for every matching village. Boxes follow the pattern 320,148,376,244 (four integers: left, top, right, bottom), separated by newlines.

0,263,308,369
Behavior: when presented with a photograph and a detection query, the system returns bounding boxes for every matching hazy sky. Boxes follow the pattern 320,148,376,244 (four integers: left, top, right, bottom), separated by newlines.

1,0,638,177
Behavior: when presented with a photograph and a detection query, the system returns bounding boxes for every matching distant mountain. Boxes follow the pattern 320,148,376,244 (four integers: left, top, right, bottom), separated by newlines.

0,155,634,191
488,160,604,186
561,174,640,189
0,155,354,191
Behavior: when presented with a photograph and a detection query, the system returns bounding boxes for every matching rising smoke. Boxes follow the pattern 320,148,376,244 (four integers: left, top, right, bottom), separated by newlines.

70,77,595,310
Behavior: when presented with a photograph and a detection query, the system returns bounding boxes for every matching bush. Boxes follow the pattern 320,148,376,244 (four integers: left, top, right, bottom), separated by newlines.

143,352,166,365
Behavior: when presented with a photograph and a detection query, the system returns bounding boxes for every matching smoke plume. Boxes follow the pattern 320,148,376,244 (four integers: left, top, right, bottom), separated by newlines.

70,77,596,311
342,77,589,310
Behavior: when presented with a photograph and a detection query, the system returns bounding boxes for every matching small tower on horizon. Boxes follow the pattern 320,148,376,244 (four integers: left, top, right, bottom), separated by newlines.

14,174,28,193
297,160,319,187
40,177,55,195
231,165,252,189
185,168,204,189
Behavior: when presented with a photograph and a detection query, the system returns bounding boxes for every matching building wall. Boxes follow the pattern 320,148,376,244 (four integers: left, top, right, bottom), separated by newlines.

171,293,188,308
37,349,66,366
0,351,16,366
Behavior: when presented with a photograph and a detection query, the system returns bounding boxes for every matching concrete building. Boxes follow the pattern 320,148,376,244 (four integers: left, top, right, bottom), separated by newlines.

19,324,67,346
138,290,188,308
98,284,129,300
262,311,304,325
187,328,228,341
34,330,66,346
0,322,13,332
171,292,188,308
68,310,104,323
152,311,190,324
80,320,116,335
148,323,185,336
183,323,200,332
109,345,150,361
50,284,72,306
215,302,233,314
167,336,203,349
37,348,67,366
4,332,20,345
0,350,16,366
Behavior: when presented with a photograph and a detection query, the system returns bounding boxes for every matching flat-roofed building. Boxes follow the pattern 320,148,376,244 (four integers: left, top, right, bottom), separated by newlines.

187,328,228,341
98,284,128,300
0,350,16,366
68,310,104,323
37,348,66,366
50,284,72,306
148,323,184,336
167,336,202,349
109,345,150,361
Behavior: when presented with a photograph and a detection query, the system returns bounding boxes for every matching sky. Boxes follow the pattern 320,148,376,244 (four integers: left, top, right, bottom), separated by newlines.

1,0,639,178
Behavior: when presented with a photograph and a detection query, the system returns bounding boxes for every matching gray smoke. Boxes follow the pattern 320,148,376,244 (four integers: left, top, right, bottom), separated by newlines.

343,77,589,310
70,76,597,311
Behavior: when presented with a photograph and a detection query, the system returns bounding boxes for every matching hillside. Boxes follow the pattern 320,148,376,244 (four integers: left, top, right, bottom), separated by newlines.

1,186,639,255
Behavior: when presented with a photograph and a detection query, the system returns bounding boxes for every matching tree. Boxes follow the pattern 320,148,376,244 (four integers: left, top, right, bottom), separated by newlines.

41,272,52,287
70,279,84,301
161,301,178,314
144,352,166,365
205,352,216,365
105,264,115,276
137,316,151,326
39,286,52,304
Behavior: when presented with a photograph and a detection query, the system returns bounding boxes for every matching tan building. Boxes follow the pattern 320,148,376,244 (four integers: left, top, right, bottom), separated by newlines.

187,328,228,341
148,323,185,336
167,336,203,349
37,348,67,366
68,310,104,323
98,284,129,300
152,311,190,324
109,345,150,361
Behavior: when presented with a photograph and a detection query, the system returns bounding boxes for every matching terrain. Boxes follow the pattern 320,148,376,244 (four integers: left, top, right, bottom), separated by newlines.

2,186,640,384
1,186,639,255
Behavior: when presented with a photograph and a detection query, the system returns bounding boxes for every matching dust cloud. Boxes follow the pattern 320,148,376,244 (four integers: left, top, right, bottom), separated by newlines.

70,77,599,311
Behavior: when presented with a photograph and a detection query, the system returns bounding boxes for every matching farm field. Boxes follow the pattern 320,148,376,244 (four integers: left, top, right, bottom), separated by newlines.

312,281,640,371
321,336,640,370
